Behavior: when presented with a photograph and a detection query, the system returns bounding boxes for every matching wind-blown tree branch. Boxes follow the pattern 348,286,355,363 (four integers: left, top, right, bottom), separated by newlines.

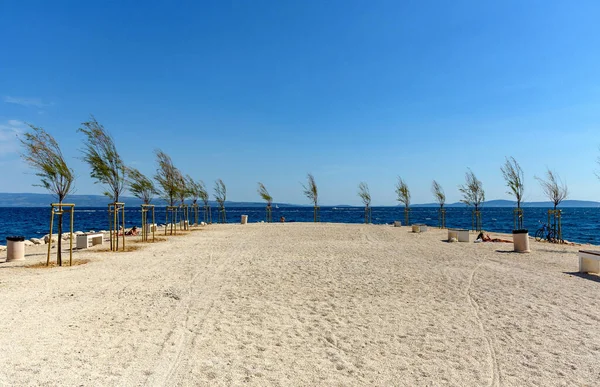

214,179,227,223
127,167,157,205
175,170,189,229
79,116,126,250
501,156,525,229
257,182,273,222
395,177,411,225
535,169,568,211
20,124,75,266
127,167,158,241
79,116,126,202
431,180,445,209
187,175,203,225
357,182,371,223
536,168,568,242
431,180,446,228
459,169,485,231
302,173,319,222
154,149,179,206
198,180,211,223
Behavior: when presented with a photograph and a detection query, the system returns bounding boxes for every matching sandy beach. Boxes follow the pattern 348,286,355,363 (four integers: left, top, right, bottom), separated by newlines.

0,223,599,386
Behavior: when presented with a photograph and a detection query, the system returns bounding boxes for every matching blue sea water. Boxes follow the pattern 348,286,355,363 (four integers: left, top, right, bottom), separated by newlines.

1,206,599,245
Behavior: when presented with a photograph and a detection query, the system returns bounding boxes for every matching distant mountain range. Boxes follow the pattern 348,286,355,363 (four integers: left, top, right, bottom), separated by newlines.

0,193,298,208
0,193,598,208
413,199,600,208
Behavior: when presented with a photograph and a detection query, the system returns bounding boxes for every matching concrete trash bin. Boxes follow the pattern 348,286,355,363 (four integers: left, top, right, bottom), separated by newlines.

241,215,248,224
6,236,25,262
513,229,530,253
394,221,401,227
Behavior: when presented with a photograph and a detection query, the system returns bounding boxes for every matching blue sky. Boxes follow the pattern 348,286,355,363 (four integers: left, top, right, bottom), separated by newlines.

1,0,600,205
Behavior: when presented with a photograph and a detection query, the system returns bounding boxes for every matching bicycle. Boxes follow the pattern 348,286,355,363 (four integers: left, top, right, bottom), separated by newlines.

534,222,555,242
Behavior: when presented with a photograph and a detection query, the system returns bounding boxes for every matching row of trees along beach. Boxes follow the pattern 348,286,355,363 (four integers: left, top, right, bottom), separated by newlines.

20,117,582,266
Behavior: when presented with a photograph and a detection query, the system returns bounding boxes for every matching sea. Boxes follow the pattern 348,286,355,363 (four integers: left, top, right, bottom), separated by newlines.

1,206,599,246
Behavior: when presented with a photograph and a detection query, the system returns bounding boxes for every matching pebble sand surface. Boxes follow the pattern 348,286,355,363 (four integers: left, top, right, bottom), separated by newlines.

1,223,599,386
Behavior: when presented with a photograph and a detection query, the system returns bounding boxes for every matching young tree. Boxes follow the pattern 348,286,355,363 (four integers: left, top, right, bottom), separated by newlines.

127,167,157,205
501,157,525,229
20,124,75,266
257,182,273,222
187,175,202,225
154,149,179,206
154,150,182,234
431,180,446,228
214,179,227,223
302,173,319,222
175,170,189,229
536,169,568,211
79,116,126,250
395,177,411,225
459,169,485,231
357,182,371,224
127,167,158,241
536,168,568,242
198,180,211,223
79,116,126,202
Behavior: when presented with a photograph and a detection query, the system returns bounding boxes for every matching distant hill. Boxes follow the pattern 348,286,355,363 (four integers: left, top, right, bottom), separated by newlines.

1,193,598,208
413,199,600,208
0,193,297,208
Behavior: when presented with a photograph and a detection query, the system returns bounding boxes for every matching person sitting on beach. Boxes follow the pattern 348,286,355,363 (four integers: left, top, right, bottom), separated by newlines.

280,216,285,223
125,226,138,236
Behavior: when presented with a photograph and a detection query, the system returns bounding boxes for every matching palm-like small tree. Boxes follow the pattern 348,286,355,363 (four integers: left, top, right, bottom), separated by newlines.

459,169,485,231
198,180,211,224
395,177,410,226
431,180,446,228
79,116,126,250
154,149,181,234
127,167,157,205
187,175,203,225
175,171,189,230
302,173,319,222
20,124,75,266
357,182,371,223
214,179,227,223
501,157,525,229
536,168,568,242
127,167,158,241
257,182,273,222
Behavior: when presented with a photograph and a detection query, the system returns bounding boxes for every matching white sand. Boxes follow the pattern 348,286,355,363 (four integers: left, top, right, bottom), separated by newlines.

1,223,599,386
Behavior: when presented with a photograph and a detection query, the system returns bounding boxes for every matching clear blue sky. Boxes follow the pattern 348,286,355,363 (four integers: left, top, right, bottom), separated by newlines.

1,0,600,205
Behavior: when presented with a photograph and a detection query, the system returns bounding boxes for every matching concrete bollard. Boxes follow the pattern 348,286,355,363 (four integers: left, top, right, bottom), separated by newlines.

241,215,248,224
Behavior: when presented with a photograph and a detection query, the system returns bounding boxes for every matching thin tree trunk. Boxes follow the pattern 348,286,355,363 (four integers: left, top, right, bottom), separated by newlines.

57,211,63,266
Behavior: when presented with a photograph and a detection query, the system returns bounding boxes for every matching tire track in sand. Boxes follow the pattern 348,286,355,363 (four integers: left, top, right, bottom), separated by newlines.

148,238,243,386
466,261,500,387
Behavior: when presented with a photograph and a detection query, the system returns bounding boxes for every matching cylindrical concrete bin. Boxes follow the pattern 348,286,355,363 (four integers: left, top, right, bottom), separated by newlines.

6,236,25,262
241,215,248,224
412,225,420,233
394,221,401,227
513,229,530,253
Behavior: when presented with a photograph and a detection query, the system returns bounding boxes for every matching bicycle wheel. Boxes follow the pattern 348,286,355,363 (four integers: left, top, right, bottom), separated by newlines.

547,230,555,243
535,229,544,242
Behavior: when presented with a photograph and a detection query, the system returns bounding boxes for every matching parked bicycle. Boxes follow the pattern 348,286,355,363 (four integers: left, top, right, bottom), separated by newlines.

534,221,563,243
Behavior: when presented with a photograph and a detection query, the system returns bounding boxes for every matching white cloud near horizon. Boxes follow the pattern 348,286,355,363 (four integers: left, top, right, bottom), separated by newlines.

3,96,51,108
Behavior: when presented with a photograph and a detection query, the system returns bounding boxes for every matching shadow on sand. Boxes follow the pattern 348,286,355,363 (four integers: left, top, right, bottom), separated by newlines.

564,271,600,283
